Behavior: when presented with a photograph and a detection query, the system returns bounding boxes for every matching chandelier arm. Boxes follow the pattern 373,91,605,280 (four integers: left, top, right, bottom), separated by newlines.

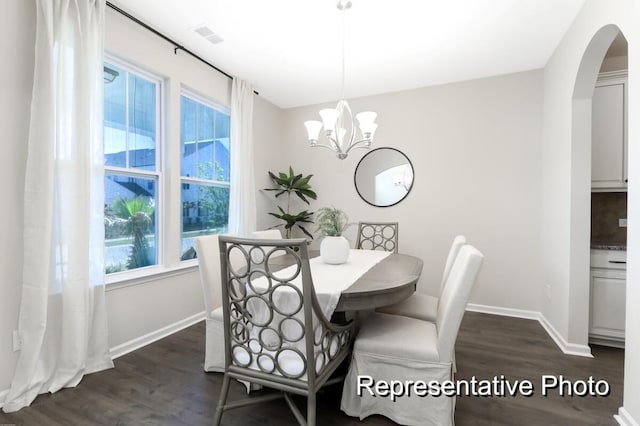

312,141,343,152
326,134,342,153
344,139,372,154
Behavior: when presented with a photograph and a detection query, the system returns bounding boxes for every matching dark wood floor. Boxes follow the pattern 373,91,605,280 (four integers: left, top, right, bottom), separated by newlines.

0,312,623,425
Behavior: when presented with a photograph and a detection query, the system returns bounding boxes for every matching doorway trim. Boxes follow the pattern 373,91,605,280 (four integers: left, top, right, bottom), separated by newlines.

569,24,624,349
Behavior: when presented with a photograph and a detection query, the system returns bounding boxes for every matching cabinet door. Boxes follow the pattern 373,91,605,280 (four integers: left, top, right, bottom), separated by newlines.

589,269,626,341
592,82,626,189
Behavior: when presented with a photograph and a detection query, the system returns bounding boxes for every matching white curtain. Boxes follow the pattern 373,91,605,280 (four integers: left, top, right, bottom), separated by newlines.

2,0,113,413
228,77,257,236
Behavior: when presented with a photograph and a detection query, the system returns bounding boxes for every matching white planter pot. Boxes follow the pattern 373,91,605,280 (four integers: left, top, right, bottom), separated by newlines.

320,236,350,265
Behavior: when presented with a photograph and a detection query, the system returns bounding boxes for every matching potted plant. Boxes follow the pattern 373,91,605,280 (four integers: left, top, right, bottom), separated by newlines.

265,166,317,239
316,206,352,264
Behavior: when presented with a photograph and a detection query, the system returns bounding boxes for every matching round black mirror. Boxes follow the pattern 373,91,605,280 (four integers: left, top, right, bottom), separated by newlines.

354,147,414,207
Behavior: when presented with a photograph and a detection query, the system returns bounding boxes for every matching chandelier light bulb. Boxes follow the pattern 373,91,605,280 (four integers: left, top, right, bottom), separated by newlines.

304,120,323,144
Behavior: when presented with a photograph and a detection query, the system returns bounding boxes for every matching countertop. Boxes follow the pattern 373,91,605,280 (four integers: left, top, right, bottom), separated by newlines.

591,244,627,251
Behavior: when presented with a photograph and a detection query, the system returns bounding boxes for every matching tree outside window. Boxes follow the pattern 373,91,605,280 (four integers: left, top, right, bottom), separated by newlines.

180,93,231,260
103,61,160,274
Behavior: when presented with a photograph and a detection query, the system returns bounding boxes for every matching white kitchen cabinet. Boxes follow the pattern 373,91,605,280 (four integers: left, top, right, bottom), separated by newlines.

591,71,627,190
589,249,626,347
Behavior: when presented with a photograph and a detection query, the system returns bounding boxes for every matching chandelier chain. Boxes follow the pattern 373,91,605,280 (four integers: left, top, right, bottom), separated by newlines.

341,5,346,100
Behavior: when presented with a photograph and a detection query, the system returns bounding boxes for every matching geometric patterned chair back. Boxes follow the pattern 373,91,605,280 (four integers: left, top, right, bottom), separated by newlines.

355,222,399,253
217,235,354,393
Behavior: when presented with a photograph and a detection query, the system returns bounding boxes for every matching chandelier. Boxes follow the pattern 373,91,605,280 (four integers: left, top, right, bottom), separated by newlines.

304,0,378,160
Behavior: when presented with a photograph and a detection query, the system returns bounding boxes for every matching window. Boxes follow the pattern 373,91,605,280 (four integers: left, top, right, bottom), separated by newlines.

102,56,231,279
103,60,161,274
180,92,231,259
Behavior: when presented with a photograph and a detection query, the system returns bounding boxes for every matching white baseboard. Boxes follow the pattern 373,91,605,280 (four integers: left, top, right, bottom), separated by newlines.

616,407,640,426
466,303,593,358
466,303,540,320
536,313,593,358
109,311,206,359
0,313,206,410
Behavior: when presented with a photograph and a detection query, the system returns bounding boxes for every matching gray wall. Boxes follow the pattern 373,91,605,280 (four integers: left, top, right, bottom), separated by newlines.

280,70,545,311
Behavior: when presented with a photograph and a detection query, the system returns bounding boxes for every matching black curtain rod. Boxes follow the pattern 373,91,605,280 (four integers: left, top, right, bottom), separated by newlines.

106,1,258,95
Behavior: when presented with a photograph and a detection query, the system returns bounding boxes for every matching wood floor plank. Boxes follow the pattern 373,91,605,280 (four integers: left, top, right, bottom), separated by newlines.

454,313,623,425
0,312,623,425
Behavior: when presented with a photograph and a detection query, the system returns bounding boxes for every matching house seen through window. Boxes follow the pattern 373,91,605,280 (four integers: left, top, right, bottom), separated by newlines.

180,93,231,260
103,61,160,274
102,58,231,276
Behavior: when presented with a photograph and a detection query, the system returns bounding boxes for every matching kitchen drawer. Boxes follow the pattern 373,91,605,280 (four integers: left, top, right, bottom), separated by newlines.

590,249,627,270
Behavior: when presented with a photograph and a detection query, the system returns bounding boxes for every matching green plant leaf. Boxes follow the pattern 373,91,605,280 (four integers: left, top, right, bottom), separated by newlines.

296,174,312,186
315,206,351,237
296,188,317,199
264,166,316,239
298,224,314,239
268,212,285,220
296,192,309,205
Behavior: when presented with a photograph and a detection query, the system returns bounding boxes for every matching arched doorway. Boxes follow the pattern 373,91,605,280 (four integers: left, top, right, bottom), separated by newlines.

569,24,627,350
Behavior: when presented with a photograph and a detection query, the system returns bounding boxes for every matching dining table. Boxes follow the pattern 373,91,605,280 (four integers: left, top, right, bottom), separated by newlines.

266,249,424,313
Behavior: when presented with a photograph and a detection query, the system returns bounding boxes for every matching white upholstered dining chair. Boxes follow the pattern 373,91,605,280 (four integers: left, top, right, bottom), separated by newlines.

340,244,484,426
251,229,285,261
195,235,226,373
251,229,283,239
195,234,257,393
377,235,466,322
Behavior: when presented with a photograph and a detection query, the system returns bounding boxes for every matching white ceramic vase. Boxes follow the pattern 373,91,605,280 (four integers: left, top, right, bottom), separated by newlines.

320,236,350,265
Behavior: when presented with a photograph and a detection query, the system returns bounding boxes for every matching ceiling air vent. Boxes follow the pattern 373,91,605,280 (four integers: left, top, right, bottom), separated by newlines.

193,25,224,45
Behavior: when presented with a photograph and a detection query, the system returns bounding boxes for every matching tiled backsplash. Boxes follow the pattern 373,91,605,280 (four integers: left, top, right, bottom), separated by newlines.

591,192,627,246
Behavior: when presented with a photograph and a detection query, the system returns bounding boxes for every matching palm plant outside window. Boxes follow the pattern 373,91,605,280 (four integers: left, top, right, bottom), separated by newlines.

103,60,161,274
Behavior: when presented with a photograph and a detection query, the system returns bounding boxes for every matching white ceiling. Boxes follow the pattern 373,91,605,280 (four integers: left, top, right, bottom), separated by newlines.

109,0,587,109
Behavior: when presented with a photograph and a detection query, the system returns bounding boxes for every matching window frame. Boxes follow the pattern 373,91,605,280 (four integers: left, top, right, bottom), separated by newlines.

179,88,231,263
104,54,165,283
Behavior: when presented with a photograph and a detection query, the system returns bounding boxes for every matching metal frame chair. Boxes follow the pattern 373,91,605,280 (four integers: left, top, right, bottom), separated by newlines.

214,236,354,426
355,222,399,253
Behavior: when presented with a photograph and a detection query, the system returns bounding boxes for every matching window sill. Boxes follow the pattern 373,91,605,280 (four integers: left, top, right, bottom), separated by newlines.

105,260,199,291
